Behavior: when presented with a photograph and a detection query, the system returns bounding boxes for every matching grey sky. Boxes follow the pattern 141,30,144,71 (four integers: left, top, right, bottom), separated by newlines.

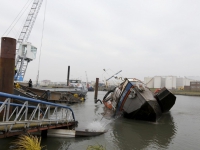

0,0,200,82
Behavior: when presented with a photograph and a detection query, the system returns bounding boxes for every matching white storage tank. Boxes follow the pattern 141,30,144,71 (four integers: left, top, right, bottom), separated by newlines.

144,77,154,88
154,76,161,88
176,77,184,89
161,77,166,88
165,76,176,89
184,77,197,86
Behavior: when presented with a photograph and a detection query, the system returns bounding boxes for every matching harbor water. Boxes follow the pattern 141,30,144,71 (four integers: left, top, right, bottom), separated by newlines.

1,91,200,150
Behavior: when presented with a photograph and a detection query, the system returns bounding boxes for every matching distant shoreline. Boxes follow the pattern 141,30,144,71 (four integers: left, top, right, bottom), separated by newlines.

99,88,200,96
149,88,200,97
171,91,200,96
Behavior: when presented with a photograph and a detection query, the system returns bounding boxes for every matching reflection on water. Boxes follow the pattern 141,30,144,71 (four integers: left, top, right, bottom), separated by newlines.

110,112,176,150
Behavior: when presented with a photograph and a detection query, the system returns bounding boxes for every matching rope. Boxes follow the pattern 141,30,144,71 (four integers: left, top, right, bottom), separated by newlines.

36,0,48,86
2,0,33,37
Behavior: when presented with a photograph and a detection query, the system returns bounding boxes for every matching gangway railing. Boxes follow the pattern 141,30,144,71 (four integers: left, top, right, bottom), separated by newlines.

0,92,76,138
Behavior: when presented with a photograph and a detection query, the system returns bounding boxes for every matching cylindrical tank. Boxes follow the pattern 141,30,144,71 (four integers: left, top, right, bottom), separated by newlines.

154,76,161,88
165,76,176,89
144,77,154,88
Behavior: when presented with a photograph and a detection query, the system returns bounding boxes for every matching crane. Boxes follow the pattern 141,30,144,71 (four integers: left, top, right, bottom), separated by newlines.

15,0,44,81
102,70,122,88
106,70,122,81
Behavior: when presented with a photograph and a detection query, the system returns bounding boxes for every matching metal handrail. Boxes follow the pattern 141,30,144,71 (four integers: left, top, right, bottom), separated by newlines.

0,92,75,121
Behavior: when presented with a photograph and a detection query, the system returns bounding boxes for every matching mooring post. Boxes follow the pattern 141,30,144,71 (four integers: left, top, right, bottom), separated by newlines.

0,37,16,119
0,37,16,99
67,66,70,86
94,78,99,103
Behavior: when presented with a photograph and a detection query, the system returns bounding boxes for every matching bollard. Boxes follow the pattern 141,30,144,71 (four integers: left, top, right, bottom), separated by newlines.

94,78,99,103
67,66,70,86
0,37,16,99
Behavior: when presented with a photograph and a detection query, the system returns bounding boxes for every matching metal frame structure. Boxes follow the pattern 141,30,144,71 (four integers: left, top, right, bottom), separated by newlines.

15,0,44,80
0,92,76,138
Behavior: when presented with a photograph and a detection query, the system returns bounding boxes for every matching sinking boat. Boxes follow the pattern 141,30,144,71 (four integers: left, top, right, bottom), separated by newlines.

102,78,176,122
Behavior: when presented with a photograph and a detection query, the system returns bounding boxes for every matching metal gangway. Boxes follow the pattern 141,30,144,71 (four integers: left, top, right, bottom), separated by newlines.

0,92,76,138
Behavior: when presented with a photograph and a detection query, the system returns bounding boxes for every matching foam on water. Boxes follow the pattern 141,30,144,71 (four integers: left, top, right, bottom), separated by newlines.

87,120,111,132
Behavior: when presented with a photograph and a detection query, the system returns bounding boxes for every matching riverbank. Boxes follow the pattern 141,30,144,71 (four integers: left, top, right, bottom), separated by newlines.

171,91,200,96
149,88,200,96
99,87,200,96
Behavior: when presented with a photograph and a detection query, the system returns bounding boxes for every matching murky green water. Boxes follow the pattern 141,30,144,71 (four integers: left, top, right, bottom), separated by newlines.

1,92,200,150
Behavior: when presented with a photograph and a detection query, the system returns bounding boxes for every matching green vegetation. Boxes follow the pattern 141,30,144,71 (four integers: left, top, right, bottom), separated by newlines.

11,134,107,150
171,90,200,96
12,134,44,150
86,144,106,150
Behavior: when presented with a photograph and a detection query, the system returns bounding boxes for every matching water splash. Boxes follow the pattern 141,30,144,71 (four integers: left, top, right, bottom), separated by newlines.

87,120,111,132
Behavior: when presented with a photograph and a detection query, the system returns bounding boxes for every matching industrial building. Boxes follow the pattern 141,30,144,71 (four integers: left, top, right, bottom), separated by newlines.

144,76,200,90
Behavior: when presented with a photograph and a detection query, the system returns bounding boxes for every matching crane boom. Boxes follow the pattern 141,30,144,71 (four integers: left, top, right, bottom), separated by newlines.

17,0,43,45
106,70,122,81
15,0,43,81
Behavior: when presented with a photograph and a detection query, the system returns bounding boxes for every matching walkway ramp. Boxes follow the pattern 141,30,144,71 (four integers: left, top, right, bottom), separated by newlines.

0,92,77,138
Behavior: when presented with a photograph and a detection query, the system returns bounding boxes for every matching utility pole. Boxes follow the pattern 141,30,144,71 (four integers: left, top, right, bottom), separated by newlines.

85,71,89,88
67,66,70,86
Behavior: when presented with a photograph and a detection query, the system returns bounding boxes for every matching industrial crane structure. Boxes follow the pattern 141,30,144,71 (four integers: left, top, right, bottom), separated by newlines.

106,70,122,81
15,0,43,81
102,70,122,88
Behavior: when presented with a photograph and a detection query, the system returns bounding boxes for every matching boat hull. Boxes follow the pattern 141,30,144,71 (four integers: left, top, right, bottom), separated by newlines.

154,87,176,113
123,100,162,122
103,79,176,122
118,81,162,121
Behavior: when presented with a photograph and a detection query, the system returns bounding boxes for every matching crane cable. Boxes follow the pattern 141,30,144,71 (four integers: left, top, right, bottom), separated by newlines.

36,0,47,87
2,0,33,38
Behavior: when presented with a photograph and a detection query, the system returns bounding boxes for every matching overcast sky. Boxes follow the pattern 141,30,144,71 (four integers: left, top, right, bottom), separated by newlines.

0,0,200,83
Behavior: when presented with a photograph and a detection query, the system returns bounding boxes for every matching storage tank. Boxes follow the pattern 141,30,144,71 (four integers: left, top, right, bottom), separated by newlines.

154,76,161,88
176,77,184,89
161,77,165,88
165,76,176,89
172,76,176,89
144,77,154,88
184,77,195,86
